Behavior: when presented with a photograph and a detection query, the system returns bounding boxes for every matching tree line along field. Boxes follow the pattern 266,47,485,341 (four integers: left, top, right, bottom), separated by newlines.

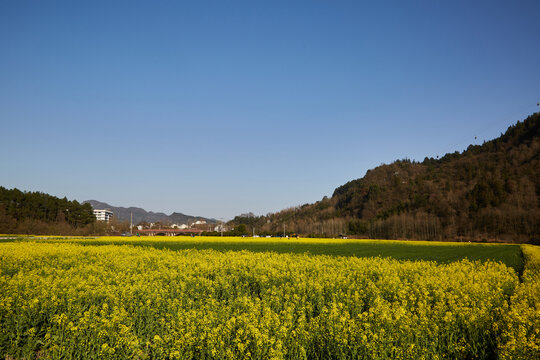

0,237,538,359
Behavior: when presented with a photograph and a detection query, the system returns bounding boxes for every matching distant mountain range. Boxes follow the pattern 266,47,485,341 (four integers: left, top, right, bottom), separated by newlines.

83,200,216,225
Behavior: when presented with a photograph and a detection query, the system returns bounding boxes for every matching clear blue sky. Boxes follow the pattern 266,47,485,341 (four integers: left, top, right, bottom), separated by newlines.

1,0,539,219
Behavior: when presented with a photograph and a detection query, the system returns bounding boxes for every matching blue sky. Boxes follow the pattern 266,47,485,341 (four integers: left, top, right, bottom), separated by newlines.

1,0,539,219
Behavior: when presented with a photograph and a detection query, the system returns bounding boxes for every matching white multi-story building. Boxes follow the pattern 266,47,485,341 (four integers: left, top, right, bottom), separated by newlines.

93,209,113,222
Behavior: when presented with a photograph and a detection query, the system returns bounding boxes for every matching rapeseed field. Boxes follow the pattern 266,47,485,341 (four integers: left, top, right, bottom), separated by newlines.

18,235,524,271
0,240,538,359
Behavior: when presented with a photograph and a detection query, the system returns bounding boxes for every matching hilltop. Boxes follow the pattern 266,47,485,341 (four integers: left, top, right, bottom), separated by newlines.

232,112,540,243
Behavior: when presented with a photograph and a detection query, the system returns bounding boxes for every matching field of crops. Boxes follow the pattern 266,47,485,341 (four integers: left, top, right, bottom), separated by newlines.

9,236,525,271
0,238,538,359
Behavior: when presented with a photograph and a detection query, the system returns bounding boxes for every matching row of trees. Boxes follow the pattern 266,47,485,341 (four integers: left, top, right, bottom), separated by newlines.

0,187,116,235
0,187,216,236
0,187,96,227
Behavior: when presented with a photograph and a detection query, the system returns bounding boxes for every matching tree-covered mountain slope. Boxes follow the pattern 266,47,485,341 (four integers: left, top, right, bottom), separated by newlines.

233,112,540,242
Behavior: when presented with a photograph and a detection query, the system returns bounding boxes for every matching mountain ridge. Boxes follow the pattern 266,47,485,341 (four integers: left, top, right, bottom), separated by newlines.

84,200,216,225
230,112,540,243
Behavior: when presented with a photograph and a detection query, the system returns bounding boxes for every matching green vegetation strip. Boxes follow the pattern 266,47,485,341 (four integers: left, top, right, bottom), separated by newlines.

13,236,524,273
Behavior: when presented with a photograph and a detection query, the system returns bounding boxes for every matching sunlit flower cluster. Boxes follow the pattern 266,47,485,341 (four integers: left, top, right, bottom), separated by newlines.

497,245,540,359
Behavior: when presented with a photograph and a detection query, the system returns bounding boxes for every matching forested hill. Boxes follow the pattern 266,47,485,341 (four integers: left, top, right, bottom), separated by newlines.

233,112,540,243
0,187,96,234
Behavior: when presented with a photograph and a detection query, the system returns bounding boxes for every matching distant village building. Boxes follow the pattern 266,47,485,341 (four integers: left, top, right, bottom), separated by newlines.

93,209,113,222
194,220,206,225
179,224,189,229
214,224,226,232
